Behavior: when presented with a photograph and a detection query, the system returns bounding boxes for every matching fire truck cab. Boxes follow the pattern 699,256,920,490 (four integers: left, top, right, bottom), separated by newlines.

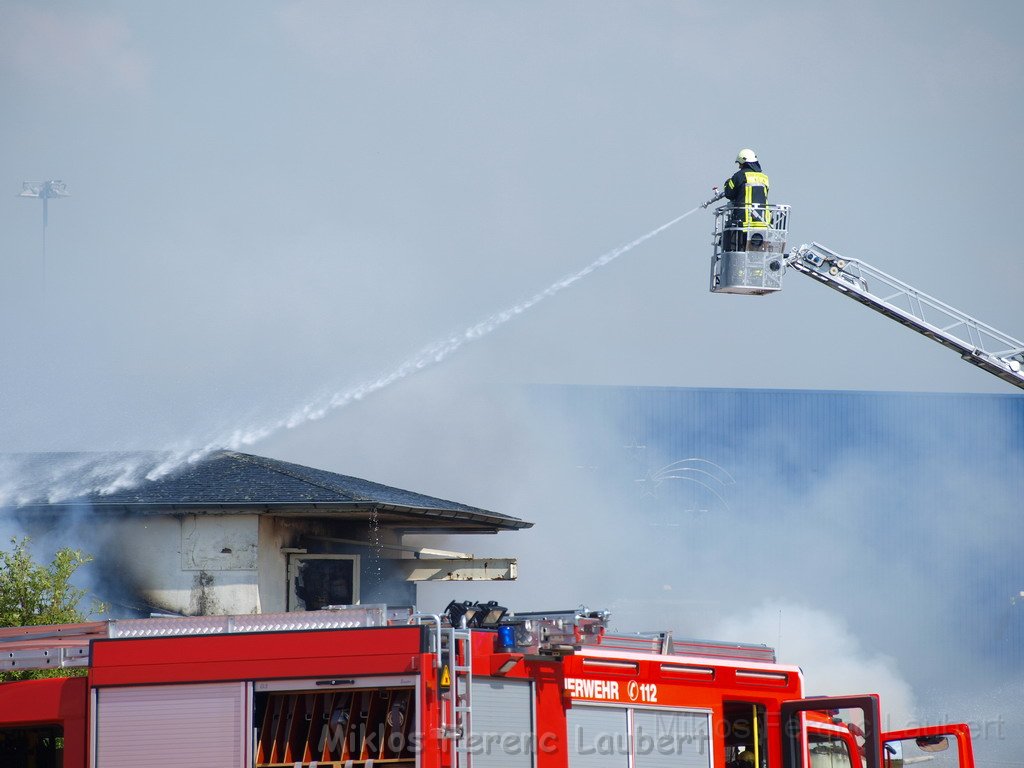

805,709,975,768
0,604,977,768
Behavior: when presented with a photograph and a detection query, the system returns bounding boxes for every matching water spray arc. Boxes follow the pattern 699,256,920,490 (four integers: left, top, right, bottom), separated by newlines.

156,207,702,473
283,207,701,427
5,208,701,504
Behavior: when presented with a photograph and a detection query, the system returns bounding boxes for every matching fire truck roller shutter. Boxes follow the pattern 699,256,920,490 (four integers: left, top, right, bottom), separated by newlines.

632,710,711,768
94,682,247,768
469,678,534,768
567,706,629,768
567,706,712,768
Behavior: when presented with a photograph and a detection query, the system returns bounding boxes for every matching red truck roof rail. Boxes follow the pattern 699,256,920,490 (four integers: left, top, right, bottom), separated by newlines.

0,605,412,672
1,603,777,672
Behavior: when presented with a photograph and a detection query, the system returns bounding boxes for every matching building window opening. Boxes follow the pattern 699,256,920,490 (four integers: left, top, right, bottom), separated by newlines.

0,726,63,768
724,702,769,768
288,554,360,611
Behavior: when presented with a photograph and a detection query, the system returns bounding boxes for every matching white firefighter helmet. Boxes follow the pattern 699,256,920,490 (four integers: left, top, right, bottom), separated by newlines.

736,148,758,164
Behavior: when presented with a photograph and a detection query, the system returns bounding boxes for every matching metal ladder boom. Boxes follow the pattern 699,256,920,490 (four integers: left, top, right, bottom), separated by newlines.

788,242,1024,390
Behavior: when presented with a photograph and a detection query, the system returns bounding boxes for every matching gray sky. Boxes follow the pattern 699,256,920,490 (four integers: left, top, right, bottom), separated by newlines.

1,1,1022,760
2,0,1022,456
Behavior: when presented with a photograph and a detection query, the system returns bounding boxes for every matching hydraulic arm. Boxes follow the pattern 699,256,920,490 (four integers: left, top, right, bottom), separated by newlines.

787,242,1024,390
705,199,1023,390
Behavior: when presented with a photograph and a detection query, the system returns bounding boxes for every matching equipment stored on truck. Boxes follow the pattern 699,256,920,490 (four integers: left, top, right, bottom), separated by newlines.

0,602,975,768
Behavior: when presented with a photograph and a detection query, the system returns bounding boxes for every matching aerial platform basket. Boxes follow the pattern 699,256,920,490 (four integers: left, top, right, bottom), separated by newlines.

710,203,790,295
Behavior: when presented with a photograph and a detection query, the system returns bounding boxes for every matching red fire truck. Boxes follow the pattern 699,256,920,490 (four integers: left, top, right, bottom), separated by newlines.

806,711,974,768
0,602,974,768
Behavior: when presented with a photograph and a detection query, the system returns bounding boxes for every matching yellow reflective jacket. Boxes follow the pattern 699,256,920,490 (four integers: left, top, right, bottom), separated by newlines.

724,163,770,227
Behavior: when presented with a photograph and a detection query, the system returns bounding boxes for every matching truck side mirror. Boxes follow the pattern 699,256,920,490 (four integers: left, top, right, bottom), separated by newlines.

883,723,972,767
915,735,950,752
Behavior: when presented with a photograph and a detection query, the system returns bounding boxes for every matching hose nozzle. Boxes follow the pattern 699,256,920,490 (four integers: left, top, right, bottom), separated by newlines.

702,187,724,209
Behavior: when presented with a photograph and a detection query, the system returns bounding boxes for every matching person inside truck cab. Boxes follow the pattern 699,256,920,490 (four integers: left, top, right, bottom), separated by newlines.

728,749,757,768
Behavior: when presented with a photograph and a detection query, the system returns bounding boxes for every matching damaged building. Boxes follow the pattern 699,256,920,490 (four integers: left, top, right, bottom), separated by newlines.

9,450,531,616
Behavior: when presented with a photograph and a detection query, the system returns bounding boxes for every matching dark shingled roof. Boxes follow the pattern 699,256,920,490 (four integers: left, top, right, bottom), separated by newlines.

9,451,531,532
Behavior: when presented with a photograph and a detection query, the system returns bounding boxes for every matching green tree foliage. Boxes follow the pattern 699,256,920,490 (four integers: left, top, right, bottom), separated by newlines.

0,537,96,680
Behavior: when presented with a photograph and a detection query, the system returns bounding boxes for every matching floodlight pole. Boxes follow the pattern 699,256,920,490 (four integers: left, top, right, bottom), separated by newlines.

19,180,70,291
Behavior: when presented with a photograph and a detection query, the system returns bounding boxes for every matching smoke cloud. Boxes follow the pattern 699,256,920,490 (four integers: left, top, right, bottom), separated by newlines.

712,601,917,728
1,3,1021,764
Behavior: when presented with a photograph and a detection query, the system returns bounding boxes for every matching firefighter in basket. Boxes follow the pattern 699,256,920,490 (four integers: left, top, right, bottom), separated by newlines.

702,148,771,229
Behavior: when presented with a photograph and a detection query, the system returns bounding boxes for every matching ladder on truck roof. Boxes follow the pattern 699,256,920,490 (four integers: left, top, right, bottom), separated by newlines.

511,608,776,663
0,605,407,672
0,604,776,673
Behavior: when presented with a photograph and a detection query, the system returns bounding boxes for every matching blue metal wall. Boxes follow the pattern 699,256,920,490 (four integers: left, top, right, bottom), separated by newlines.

526,385,1024,682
